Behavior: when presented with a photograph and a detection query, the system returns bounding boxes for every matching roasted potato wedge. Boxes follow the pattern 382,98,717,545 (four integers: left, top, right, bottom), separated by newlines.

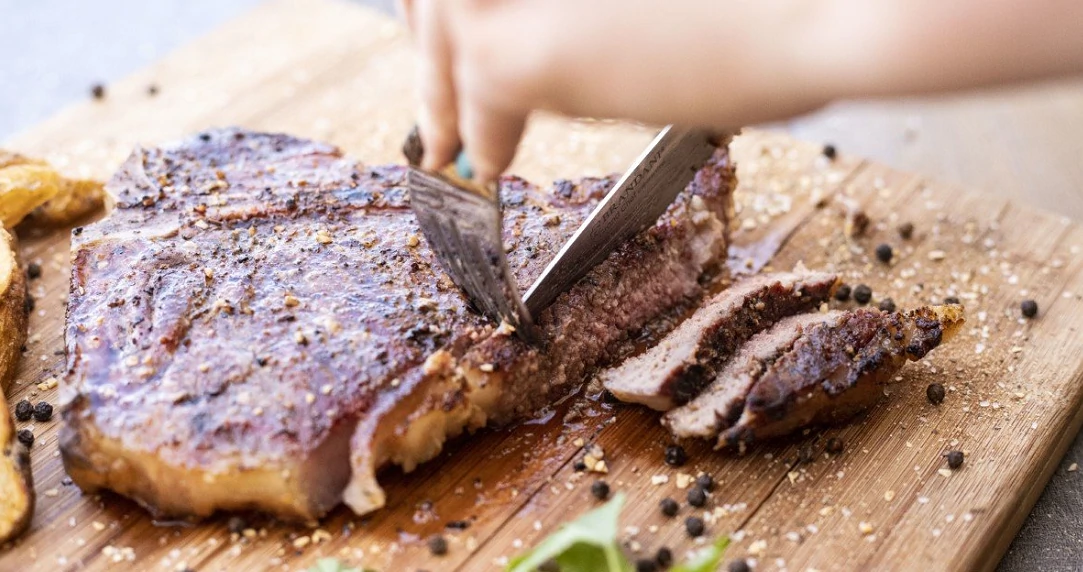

0,227,33,544
1,150,106,228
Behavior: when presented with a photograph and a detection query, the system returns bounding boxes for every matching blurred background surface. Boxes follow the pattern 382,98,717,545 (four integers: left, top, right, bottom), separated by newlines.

2,0,1081,568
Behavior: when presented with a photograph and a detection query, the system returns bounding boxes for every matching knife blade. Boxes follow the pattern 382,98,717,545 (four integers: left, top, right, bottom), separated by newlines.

522,125,720,316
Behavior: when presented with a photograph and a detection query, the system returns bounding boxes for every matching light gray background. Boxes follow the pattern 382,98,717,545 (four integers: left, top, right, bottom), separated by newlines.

2,1,1080,569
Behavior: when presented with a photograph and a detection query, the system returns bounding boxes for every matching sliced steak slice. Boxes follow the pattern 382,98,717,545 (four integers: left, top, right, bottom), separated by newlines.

662,311,843,439
601,271,839,411
721,305,965,448
61,129,736,522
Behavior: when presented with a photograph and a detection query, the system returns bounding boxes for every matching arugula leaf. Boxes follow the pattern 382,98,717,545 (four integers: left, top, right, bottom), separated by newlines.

308,557,362,572
671,536,731,572
506,493,633,572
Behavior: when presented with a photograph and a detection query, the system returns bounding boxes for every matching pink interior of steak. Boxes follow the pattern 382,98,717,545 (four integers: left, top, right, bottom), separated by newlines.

60,128,737,521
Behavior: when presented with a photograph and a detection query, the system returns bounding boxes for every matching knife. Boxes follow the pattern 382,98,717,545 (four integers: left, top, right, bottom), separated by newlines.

405,125,720,343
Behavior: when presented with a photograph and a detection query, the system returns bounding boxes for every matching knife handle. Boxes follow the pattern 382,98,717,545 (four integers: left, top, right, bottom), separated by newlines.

402,125,475,180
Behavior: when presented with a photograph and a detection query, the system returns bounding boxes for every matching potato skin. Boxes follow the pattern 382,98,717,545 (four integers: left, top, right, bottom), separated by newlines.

0,227,34,545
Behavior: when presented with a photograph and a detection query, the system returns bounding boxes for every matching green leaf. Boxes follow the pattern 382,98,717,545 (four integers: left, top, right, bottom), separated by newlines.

506,493,633,572
671,536,731,572
308,557,362,572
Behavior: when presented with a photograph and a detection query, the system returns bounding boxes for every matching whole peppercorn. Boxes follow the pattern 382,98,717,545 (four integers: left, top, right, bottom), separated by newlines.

33,401,53,422
659,497,679,517
146,84,160,96
26,262,42,280
822,144,837,160
875,243,893,263
798,444,815,464
573,460,587,472
944,296,961,305
853,284,873,305
695,473,715,492
684,516,705,537
655,547,674,568
878,298,896,313
728,560,752,572
591,480,610,501
90,83,106,100
926,383,946,405
664,444,688,467
944,450,965,470
227,516,248,534
427,534,449,556
687,486,707,508
898,222,915,240
635,558,658,572
1021,299,1039,319
826,437,845,454
16,429,33,448
834,284,852,302
14,399,33,422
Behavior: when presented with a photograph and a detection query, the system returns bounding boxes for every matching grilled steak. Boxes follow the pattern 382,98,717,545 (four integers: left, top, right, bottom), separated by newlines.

662,311,843,439
60,128,736,522
721,305,965,448
601,271,839,411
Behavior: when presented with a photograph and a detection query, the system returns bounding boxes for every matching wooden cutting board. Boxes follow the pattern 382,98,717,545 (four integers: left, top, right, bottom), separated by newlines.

4,1,1083,570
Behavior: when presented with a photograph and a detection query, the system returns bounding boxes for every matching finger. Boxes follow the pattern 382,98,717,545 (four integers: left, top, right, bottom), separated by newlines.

457,94,527,184
414,0,461,171
396,0,416,35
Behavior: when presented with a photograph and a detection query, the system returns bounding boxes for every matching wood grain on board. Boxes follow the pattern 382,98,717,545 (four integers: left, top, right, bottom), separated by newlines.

3,1,1083,570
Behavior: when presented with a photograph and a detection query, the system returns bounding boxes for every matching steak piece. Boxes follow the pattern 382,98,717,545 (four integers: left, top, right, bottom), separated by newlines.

663,311,842,439
61,128,736,522
721,305,965,448
601,271,839,411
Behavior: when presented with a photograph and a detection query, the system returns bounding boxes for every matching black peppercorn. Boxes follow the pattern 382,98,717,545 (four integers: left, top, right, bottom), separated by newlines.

14,399,33,422
926,383,946,405
834,284,852,302
853,284,873,305
635,558,658,572
591,480,610,501
1021,299,1038,318
147,84,159,96
798,444,815,464
664,444,688,467
728,559,752,572
875,243,893,263
826,437,845,454
427,534,449,556
687,486,707,508
944,296,960,305
695,473,714,492
26,262,42,280
573,460,587,472
822,144,837,160
90,83,106,100
655,547,673,569
16,429,33,448
660,497,679,517
898,222,914,240
878,298,896,313
33,401,53,422
227,516,247,534
685,516,705,537
944,450,964,470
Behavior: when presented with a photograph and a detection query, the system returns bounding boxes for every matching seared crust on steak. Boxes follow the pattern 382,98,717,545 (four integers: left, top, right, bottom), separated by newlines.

1,227,34,544
663,311,843,439
721,305,965,448
601,271,839,411
61,129,736,521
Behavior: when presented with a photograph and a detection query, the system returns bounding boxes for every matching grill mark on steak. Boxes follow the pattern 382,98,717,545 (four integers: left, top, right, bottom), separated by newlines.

600,271,839,411
720,305,965,449
662,311,844,439
60,128,736,522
